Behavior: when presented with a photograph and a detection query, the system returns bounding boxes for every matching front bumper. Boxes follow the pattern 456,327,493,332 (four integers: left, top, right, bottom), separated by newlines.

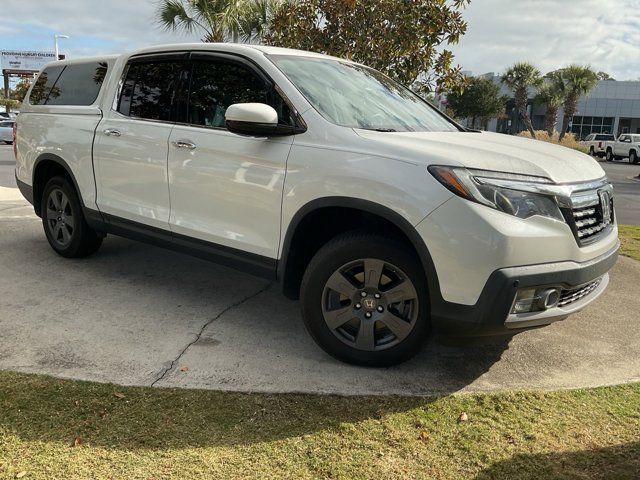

431,241,619,336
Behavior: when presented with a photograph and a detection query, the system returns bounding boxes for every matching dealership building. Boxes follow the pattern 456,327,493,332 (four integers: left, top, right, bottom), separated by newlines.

451,73,640,139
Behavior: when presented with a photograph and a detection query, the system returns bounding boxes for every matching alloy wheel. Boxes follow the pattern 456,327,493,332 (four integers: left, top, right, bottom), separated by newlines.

321,258,419,351
46,188,75,248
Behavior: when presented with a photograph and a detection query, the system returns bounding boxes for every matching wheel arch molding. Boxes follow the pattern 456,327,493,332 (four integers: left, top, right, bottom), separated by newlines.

32,153,85,217
278,196,443,304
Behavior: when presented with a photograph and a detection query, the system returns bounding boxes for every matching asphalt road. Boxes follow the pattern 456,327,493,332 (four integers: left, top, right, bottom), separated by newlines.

0,143,639,395
598,158,640,225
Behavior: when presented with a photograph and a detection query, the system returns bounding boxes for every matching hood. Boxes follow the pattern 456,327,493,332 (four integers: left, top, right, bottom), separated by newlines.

353,130,605,184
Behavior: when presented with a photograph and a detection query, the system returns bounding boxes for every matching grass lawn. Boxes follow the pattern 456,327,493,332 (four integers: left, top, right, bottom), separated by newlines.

0,371,638,479
619,225,640,261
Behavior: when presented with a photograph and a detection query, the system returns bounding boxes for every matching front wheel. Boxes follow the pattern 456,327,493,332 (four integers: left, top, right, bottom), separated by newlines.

300,232,430,367
41,176,103,258
630,151,638,164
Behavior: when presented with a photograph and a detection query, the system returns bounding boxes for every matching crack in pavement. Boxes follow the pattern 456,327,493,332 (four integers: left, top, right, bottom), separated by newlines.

150,282,274,387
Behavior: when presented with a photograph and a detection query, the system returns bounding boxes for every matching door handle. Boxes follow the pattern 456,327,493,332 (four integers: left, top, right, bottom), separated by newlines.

172,140,197,150
103,129,121,137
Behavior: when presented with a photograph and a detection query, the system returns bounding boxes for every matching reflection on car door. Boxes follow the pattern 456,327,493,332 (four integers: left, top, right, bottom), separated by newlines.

167,54,294,259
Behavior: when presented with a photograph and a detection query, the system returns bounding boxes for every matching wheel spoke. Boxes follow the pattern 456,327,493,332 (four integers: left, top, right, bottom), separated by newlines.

61,225,71,244
50,191,61,210
52,222,62,240
364,258,384,289
46,209,58,220
60,194,69,212
325,270,357,298
384,280,417,305
355,320,376,350
64,213,75,230
323,306,354,330
381,313,412,340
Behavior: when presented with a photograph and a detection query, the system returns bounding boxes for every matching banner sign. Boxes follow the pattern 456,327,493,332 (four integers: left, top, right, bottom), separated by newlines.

1,51,56,72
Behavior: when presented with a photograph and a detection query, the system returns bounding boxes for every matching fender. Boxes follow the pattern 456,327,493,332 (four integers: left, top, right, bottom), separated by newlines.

278,196,443,305
31,153,104,229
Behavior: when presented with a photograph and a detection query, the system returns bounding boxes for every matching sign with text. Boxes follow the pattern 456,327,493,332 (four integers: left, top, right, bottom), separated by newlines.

1,50,56,72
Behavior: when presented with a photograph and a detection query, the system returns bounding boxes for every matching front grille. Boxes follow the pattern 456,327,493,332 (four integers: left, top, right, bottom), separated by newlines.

558,278,602,307
564,188,614,246
572,204,605,241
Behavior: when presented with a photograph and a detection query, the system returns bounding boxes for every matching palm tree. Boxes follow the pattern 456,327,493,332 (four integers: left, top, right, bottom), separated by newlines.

157,0,284,43
557,65,599,141
535,72,564,137
502,62,542,139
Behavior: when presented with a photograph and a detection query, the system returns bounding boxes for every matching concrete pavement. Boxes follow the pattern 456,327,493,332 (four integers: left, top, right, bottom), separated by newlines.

1,155,639,395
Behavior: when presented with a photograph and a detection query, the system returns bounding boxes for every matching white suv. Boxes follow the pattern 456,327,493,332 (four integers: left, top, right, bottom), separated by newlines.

14,44,619,366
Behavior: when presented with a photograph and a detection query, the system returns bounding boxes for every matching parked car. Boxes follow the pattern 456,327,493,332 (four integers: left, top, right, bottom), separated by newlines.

582,133,615,157
0,120,15,144
14,45,619,366
605,134,640,164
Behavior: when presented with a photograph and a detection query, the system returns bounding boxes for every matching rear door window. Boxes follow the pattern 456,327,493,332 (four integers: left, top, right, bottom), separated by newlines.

117,60,184,121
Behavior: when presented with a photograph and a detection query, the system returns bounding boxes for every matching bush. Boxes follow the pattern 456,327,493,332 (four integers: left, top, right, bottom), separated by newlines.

517,130,589,154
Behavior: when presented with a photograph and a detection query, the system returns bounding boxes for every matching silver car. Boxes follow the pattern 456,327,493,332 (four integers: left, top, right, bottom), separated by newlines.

0,120,14,144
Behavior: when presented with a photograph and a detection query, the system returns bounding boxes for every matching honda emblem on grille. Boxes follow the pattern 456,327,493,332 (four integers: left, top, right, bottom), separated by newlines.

599,190,611,225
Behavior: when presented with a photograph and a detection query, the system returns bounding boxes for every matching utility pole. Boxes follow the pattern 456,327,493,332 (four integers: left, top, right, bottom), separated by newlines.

54,34,69,60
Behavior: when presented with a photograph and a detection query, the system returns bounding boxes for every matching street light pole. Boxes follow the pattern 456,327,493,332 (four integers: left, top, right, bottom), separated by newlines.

54,34,69,60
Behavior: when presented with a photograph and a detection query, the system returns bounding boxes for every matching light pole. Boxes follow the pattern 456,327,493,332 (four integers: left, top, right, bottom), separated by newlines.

54,34,69,60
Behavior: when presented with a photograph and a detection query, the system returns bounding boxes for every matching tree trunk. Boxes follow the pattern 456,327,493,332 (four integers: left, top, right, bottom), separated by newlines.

559,94,577,141
545,105,558,137
515,87,536,139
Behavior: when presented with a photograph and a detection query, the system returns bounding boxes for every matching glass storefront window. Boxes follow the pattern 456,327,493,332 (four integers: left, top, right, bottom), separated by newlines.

570,116,614,139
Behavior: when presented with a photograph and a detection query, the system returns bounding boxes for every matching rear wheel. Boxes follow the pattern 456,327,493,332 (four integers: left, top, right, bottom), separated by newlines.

606,149,614,162
41,176,103,258
300,232,430,367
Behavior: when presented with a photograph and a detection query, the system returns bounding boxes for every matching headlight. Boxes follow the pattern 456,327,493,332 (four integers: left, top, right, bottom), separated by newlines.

428,166,564,221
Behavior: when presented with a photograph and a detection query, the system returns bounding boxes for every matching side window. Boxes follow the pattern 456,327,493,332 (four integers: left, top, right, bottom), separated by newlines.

118,61,183,121
187,60,293,128
45,62,108,106
29,65,64,105
620,135,629,143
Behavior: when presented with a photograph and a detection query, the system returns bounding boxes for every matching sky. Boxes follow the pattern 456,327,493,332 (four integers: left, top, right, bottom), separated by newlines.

1,0,639,81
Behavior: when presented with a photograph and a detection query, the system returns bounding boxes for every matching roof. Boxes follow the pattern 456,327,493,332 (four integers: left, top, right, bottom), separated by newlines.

125,42,349,63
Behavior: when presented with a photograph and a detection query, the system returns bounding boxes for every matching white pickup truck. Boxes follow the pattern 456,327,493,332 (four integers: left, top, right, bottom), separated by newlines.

13,43,619,366
604,134,640,164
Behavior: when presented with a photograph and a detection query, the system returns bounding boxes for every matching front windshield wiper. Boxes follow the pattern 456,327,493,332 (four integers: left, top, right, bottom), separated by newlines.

364,127,397,132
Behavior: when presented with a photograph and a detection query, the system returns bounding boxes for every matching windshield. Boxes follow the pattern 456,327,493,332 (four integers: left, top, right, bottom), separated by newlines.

270,55,459,133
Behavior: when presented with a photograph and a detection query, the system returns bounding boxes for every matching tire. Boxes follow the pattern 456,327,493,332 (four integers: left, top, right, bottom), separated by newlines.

589,146,595,156
606,149,613,162
630,151,638,164
41,176,103,258
300,232,430,367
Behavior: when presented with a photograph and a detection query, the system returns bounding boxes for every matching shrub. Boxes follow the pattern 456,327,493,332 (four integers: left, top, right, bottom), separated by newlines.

517,130,589,154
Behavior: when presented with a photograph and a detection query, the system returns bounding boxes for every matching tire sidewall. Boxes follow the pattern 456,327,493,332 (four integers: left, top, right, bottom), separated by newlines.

300,234,430,367
41,177,87,257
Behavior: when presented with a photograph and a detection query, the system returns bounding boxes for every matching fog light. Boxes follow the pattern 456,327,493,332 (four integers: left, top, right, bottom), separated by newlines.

511,287,562,314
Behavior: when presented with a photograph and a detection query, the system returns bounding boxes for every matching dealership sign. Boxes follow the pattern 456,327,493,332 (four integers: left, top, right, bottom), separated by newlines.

1,50,56,72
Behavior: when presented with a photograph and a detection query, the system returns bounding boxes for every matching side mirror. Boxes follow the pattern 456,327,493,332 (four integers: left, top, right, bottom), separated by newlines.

225,103,281,136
